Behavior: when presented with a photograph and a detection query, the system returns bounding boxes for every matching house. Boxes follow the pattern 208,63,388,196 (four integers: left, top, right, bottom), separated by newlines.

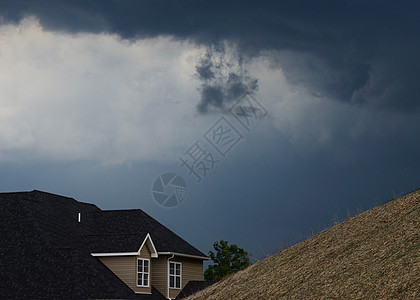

0,190,209,299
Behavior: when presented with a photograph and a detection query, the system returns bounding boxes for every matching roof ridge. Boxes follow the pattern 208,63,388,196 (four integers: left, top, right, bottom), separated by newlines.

0,189,76,199
31,189,75,198
0,190,32,195
99,208,145,212
84,233,148,236
33,190,102,210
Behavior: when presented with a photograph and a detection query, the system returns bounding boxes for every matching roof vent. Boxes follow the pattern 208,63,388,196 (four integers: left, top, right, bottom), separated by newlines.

78,212,81,223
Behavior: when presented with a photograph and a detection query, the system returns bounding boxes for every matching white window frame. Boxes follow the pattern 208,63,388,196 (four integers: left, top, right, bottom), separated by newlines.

169,261,182,289
137,258,150,287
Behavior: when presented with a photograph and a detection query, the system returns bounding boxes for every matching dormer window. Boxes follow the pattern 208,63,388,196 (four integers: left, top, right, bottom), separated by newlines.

137,258,150,287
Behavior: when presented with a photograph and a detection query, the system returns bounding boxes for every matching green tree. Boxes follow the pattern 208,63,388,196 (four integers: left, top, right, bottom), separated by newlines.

204,240,250,281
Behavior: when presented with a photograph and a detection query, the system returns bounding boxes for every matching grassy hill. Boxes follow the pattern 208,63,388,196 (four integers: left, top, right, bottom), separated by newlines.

186,189,420,299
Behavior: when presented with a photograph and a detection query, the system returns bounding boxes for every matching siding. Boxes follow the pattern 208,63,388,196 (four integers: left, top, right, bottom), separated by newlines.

99,256,135,288
151,255,168,297
98,243,152,295
98,250,204,299
169,257,203,299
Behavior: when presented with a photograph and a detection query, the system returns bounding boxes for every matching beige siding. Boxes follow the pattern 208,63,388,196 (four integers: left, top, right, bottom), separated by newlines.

98,243,153,295
140,244,151,257
151,255,168,297
169,257,204,299
99,256,135,287
97,248,204,299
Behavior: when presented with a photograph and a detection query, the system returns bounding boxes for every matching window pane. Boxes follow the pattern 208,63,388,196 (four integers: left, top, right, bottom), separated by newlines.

137,259,150,286
176,276,180,288
170,276,174,288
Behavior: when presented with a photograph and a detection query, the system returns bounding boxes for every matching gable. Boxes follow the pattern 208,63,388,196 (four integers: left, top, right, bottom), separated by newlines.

82,209,207,258
91,233,158,258
140,233,158,258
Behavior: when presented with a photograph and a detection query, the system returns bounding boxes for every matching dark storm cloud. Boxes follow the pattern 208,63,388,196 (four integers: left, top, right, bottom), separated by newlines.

195,43,258,114
1,0,420,111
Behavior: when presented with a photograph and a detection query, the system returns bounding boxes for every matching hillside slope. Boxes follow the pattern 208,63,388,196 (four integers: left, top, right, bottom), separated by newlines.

187,189,420,299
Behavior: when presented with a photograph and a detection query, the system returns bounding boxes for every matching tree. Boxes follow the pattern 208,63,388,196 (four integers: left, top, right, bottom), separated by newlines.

204,240,250,281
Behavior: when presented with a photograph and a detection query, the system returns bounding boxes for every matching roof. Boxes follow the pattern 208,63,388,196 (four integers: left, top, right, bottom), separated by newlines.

175,281,216,299
0,190,206,299
83,209,206,257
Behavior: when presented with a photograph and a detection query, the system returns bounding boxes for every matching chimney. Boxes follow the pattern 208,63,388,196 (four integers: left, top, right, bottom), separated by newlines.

78,212,81,223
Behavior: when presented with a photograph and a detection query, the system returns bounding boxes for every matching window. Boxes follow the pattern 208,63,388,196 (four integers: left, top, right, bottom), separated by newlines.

137,258,150,287
169,262,181,289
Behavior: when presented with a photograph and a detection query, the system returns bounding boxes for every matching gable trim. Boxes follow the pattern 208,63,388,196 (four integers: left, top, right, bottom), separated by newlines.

91,252,139,257
158,252,209,260
91,233,158,258
138,233,158,258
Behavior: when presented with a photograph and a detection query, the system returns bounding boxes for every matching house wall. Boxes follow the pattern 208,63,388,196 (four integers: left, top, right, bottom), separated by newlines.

168,256,203,299
98,244,152,294
98,250,204,299
151,255,168,297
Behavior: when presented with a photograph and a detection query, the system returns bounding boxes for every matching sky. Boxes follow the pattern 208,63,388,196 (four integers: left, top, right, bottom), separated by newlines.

1,0,420,260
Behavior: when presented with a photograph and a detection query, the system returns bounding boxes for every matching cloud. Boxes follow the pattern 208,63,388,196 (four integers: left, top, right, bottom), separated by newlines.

1,1,420,114
195,42,258,114
0,17,209,164
250,53,420,162
350,55,420,111
1,13,419,167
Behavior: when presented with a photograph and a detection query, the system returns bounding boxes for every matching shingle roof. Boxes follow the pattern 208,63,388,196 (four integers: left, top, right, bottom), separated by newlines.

0,190,205,299
175,281,216,299
83,210,207,257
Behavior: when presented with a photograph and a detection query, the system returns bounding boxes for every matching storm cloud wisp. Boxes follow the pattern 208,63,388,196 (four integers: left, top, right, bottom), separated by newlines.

195,42,258,114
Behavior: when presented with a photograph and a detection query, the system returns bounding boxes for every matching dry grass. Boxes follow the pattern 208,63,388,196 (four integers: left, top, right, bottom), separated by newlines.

186,189,420,299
